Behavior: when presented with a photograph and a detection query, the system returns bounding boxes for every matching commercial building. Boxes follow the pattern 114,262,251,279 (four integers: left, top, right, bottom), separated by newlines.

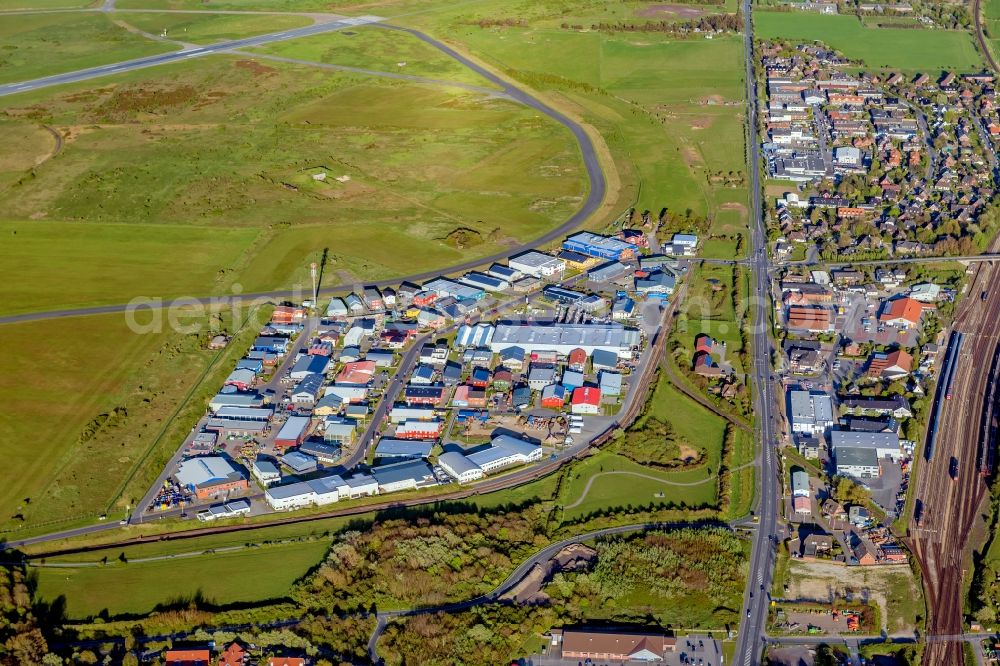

562,232,638,261
274,416,311,449
550,628,677,662
175,457,248,501
438,451,485,483
490,323,640,358
456,323,495,347
834,446,881,479
264,473,348,511
374,438,434,460
422,277,485,302
467,434,543,473
251,459,281,486
789,390,836,435
571,386,602,415
372,459,436,493
289,355,329,380
831,430,901,461
508,250,566,277
298,440,341,464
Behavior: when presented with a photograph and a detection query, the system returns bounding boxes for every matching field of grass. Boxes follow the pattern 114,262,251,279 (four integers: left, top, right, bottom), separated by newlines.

0,221,260,315
0,13,176,84
755,11,983,71
249,25,500,88
0,315,175,530
0,55,585,294
983,0,1000,63
117,11,312,44
34,539,328,619
0,0,97,7
560,449,718,520
450,27,747,223
0,309,262,533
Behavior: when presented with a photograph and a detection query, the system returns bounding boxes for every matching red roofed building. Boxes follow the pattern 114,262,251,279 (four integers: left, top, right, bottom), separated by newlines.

867,349,913,378
571,386,602,415
271,305,306,325
165,650,211,666
335,360,376,385
878,297,926,328
567,347,588,371
218,642,248,666
694,334,714,355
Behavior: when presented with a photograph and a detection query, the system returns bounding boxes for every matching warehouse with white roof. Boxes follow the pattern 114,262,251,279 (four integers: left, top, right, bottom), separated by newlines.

489,323,640,358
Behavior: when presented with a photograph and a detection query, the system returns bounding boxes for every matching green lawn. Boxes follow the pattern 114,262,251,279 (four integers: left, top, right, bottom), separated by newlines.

560,450,718,521
117,11,312,44
34,540,329,618
0,13,176,84
755,11,983,71
0,221,260,315
249,25,500,88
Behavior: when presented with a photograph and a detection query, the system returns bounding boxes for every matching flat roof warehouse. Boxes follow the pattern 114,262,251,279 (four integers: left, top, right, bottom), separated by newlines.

489,323,640,357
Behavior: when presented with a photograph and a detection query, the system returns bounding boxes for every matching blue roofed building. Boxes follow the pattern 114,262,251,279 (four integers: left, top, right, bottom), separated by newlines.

563,232,638,261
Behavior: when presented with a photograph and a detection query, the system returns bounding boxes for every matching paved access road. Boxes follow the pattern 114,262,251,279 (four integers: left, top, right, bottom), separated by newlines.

733,1,782,664
0,15,385,98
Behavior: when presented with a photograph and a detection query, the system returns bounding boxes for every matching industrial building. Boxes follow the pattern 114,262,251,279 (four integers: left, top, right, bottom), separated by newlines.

490,323,640,358
175,456,248,501
789,390,836,435
562,232,638,261
508,250,566,277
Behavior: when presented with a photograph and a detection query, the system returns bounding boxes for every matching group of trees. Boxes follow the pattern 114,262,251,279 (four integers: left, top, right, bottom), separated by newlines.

0,564,50,666
293,508,549,612
617,417,698,468
378,527,749,664
576,13,742,35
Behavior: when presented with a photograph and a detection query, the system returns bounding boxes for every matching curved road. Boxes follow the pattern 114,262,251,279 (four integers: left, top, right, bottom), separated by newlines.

0,21,606,327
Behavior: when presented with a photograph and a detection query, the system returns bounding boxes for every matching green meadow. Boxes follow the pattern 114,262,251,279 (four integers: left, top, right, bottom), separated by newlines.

0,12,176,84
755,11,983,71
249,25,501,88
34,540,329,618
0,221,260,315
117,11,312,43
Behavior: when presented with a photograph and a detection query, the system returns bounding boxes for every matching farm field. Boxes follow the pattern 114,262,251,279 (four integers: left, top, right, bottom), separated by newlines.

755,11,983,71
0,12,176,84
34,540,329,618
117,11,312,44
0,221,260,315
248,25,501,89
0,54,586,296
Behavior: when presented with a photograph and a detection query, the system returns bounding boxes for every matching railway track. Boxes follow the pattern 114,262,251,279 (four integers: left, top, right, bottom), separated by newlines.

911,259,1000,665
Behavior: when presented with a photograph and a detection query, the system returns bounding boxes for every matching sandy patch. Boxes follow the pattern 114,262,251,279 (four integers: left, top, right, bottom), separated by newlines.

721,202,748,213
635,3,708,19
784,559,919,634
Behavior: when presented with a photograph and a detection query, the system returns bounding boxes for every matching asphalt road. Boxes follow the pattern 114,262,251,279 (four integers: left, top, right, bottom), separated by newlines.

0,16,384,98
733,2,782,664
